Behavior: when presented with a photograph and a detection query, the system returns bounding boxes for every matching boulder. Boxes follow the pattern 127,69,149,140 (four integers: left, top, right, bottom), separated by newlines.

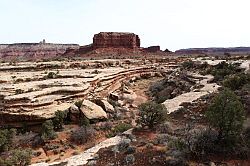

122,92,137,102
80,100,107,120
93,99,114,113
109,93,119,101
69,104,80,122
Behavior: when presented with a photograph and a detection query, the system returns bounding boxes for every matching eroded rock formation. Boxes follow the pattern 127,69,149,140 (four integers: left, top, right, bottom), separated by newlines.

93,32,140,49
0,43,79,60
144,46,161,52
0,59,177,126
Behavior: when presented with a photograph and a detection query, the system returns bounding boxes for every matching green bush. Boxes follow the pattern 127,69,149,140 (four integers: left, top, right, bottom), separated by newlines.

205,89,245,142
223,73,250,90
74,100,83,108
79,115,90,127
107,123,132,138
182,61,195,69
41,120,57,141
186,129,218,158
0,148,32,166
0,129,16,153
113,123,132,133
53,110,67,130
137,101,168,129
207,61,240,82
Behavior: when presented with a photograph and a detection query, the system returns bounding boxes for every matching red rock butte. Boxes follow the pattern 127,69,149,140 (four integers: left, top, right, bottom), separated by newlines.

93,32,140,49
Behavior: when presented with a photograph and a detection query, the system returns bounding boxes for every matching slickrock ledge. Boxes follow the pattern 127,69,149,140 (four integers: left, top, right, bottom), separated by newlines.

163,74,220,113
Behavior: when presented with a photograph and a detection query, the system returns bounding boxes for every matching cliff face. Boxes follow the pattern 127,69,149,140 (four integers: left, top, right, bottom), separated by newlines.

175,47,250,55
0,43,80,61
0,32,164,61
143,46,161,52
93,32,140,49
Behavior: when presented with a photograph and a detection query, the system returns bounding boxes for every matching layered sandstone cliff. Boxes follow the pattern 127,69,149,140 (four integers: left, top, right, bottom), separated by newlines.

175,47,250,55
93,32,140,49
0,43,79,60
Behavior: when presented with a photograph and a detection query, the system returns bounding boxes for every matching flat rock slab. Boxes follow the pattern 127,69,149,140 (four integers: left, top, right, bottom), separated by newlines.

163,74,219,113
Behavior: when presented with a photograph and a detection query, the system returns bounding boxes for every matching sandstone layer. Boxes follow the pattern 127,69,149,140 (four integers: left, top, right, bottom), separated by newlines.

0,59,178,126
0,43,79,61
93,32,140,49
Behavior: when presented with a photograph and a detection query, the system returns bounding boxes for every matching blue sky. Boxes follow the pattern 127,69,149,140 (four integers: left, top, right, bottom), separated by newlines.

0,0,250,51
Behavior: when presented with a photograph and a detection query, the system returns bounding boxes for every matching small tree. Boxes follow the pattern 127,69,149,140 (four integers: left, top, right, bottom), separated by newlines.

137,101,168,129
5,148,32,166
223,73,249,90
53,110,66,130
41,120,57,141
205,89,245,142
79,115,90,127
0,129,16,153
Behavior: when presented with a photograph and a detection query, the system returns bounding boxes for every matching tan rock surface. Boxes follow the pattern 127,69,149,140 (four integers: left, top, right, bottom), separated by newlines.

80,100,108,120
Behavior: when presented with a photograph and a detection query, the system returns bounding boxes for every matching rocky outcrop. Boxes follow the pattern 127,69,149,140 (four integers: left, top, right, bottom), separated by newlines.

143,46,161,52
163,74,220,113
0,59,171,126
93,99,114,113
0,43,79,60
93,32,140,49
175,47,250,55
80,100,108,120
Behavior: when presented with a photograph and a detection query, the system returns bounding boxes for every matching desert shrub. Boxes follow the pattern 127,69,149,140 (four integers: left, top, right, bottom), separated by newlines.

207,61,240,81
53,110,67,130
16,132,37,147
41,120,57,141
117,139,131,152
47,72,57,79
169,138,187,152
149,79,166,97
0,148,32,166
113,123,132,133
182,61,194,69
137,101,168,129
98,122,113,131
125,154,135,165
155,94,169,104
70,126,96,144
155,134,172,145
79,115,90,126
44,144,60,151
165,149,188,166
223,73,250,90
243,127,250,148
74,100,83,108
185,129,218,158
107,123,132,137
125,146,136,154
0,129,16,153
205,89,245,142
15,89,24,94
